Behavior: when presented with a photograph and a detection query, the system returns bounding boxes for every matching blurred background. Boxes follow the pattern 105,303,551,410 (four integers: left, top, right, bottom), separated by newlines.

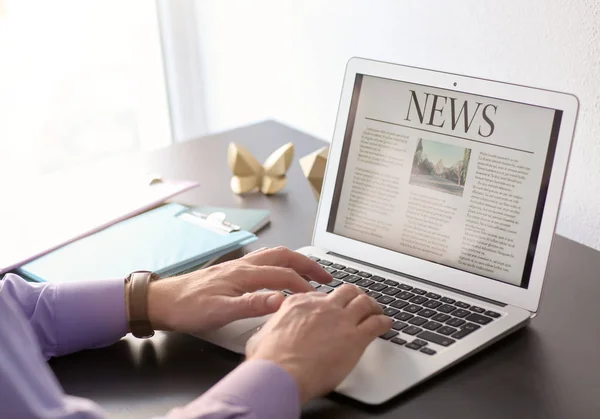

0,0,599,250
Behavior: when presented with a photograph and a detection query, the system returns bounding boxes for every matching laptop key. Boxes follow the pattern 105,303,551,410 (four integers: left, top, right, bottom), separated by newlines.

462,323,481,332
371,275,386,282
465,313,493,325
470,306,485,313
391,337,407,346
431,313,451,322
344,267,359,274
308,256,320,262
423,321,442,331
392,321,409,331
405,342,421,350
318,259,333,266
408,317,427,326
398,284,413,291
437,326,457,336
410,296,428,305
390,300,409,310
356,278,375,287
437,304,457,314
398,291,415,300
344,275,361,283
417,331,456,346
413,339,428,346
412,288,427,295
384,279,399,286
451,322,481,339
485,310,501,318
446,317,466,327
377,295,395,305
332,271,348,280
396,291,415,300
331,263,346,270
369,283,387,292
426,292,441,299
367,291,382,299
454,301,470,309
318,286,334,293
418,309,437,318
357,271,372,278
394,312,414,321
420,347,437,355
327,279,343,287
423,300,442,309
383,307,400,317
324,267,336,274
403,326,422,336
404,304,422,314
452,309,470,318
379,330,399,340
452,328,476,339
440,297,456,304
382,287,401,296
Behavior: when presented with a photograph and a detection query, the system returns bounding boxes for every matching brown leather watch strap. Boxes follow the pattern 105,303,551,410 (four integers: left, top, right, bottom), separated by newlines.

126,271,161,338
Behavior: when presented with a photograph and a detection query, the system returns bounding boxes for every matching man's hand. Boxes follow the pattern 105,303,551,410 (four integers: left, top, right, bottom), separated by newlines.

246,284,393,404
147,247,332,334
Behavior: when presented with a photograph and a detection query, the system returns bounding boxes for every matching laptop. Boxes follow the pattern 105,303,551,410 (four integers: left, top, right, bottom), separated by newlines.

197,58,579,404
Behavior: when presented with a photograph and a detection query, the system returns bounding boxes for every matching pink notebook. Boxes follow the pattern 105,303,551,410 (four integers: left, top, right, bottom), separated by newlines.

0,171,199,274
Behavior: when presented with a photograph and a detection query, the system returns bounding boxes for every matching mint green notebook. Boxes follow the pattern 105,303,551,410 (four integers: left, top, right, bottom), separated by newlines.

17,203,257,282
192,206,271,234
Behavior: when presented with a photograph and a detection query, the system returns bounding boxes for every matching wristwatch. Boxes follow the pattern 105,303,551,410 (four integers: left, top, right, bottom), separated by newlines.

125,270,162,338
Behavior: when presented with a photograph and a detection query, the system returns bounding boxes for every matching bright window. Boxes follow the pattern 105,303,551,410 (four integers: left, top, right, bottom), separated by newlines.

0,0,171,180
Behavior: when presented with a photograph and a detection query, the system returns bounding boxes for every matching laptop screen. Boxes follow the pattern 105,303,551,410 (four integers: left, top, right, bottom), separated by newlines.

327,74,563,289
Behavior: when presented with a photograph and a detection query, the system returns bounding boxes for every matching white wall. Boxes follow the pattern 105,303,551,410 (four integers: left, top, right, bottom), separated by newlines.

194,0,600,250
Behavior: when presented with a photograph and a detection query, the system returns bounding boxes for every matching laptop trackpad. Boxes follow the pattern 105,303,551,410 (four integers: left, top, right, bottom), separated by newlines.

233,324,265,346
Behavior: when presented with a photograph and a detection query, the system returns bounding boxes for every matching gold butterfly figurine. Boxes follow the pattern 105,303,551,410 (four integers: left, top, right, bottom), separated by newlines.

227,142,294,195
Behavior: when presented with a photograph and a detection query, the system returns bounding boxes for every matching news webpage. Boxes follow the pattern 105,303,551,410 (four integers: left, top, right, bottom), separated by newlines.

328,74,561,287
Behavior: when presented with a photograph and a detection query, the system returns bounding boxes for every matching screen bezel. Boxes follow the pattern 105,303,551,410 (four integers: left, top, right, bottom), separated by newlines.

313,58,578,313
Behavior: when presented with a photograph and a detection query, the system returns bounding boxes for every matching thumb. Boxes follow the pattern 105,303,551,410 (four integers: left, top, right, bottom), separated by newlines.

231,291,285,319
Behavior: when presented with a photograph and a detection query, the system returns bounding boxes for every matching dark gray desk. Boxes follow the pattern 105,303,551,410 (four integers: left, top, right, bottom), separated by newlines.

50,121,600,419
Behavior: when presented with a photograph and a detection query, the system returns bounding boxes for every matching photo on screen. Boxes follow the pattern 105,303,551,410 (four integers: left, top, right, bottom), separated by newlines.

410,138,472,197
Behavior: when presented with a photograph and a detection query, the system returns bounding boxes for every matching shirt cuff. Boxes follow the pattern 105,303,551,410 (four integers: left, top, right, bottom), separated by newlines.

53,278,127,356
179,359,301,419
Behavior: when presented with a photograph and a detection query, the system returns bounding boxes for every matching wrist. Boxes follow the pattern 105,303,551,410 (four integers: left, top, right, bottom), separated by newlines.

147,277,174,331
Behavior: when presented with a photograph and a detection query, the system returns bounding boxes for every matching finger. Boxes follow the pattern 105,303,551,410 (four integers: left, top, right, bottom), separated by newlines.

344,293,383,324
243,247,332,284
328,284,361,307
222,291,285,324
357,314,393,342
283,290,327,307
245,247,269,256
239,266,317,294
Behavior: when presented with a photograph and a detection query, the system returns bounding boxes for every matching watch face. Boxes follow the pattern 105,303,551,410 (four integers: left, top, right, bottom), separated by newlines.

130,319,155,339
134,329,155,339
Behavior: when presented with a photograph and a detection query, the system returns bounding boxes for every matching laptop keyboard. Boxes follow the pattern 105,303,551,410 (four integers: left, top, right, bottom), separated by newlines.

301,256,502,356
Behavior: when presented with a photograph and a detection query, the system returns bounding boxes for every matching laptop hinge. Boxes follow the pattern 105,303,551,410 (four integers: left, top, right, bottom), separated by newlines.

327,251,507,308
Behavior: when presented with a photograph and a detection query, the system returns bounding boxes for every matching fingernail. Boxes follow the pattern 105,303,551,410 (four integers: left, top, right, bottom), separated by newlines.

266,293,282,309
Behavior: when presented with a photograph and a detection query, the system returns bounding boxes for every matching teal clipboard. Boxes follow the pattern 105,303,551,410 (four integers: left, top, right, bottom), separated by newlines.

17,203,257,282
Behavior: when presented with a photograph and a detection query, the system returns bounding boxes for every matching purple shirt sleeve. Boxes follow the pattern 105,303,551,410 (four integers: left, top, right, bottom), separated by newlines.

0,274,301,418
0,273,128,359
165,360,301,419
